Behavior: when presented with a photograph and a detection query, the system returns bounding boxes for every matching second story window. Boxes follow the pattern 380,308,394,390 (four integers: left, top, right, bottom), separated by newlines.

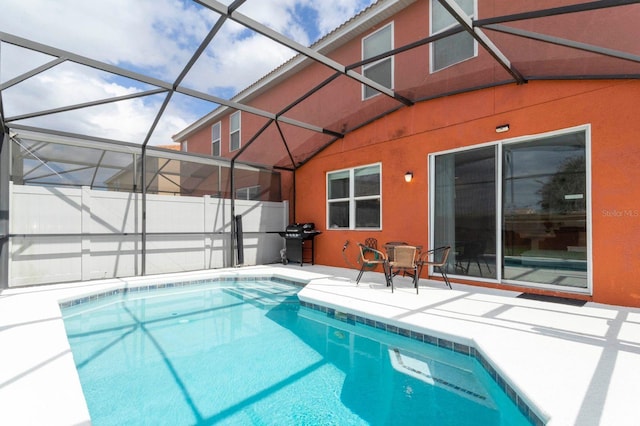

181,140,188,152
362,22,393,100
431,0,476,72
211,122,221,156
230,111,241,151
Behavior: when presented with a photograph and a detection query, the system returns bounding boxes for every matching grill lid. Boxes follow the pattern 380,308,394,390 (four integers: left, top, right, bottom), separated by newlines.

286,224,304,233
286,222,315,233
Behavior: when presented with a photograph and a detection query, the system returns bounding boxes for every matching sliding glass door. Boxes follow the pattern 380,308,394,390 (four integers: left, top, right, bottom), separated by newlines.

433,146,497,279
503,132,587,288
431,127,589,290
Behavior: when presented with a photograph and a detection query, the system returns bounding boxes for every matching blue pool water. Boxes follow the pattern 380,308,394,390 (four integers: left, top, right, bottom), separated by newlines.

62,281,533,425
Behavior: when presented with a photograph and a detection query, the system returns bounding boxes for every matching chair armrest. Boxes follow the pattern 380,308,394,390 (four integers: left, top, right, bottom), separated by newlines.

358,243,388,261
418,246,451,265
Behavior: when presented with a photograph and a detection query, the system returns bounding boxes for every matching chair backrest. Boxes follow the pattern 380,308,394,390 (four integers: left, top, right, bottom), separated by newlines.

460,240,484,258
391,245,417,268
385,241,408,261
364,237,378,250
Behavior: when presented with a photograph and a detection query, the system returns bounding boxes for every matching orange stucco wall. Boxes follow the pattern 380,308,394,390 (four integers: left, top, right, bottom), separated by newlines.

176,0,640,307
295,80,640,307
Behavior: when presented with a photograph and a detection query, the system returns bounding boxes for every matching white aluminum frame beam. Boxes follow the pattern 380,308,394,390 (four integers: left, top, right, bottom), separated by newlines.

0,31,330,137
0,58,65,91
5,88,167,122
0,32,172,90
484,24,640,65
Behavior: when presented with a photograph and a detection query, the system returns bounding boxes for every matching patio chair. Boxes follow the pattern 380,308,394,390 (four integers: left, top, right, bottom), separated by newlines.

455,240,491,277
383,241,409,262
417,246,452,293
355,243,391,287
388,245,418,293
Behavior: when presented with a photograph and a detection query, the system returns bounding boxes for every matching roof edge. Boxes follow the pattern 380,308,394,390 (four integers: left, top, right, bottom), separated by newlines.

173,0,416,142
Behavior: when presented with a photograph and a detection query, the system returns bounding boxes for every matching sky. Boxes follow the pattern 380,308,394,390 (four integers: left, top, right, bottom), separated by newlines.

0,0,376,145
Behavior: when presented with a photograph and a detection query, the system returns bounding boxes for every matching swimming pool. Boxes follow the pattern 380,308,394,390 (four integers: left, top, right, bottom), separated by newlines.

62,280,533,425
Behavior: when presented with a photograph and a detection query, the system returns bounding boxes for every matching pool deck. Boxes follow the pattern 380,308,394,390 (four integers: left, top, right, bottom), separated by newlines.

1,264,639,425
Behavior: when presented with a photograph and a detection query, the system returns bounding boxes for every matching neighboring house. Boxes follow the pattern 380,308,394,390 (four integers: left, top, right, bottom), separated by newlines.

174,0,640,307
106,144,183,195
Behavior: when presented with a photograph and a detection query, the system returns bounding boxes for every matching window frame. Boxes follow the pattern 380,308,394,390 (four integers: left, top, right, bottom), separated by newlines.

327,162,382,230
229,111,241,152
361,22,394,100
236,185,260,200
211,122,221,156
429,0,478,73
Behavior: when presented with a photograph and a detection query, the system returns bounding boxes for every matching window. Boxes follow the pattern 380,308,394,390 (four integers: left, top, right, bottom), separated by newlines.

211,122,221,156
327,164,381,229
230,111,241,151
236,185,260,200
431,127,589,291
181,141,188,152
362,23,393,100
431,0,476,72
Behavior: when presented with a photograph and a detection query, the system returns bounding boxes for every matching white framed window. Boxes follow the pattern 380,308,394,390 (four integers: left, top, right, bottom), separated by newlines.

327,163,381,229
362,22,394,100
430,0,477,72
230,111,241,151
211,122,221,156
236,185,261,200
181,140,188,152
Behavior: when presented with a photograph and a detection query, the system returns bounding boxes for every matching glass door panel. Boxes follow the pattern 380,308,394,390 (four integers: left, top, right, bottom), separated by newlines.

434,146,497,278
502,132,587,288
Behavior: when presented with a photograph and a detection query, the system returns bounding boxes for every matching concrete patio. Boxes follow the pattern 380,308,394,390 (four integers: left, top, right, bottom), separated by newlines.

1,264,639,425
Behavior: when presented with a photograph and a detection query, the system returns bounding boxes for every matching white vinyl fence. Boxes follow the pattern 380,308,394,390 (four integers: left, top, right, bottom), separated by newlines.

9,183,288,286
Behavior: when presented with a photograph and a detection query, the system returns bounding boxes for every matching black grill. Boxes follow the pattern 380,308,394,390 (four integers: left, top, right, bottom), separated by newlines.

279,223,321,265
284,222,315,238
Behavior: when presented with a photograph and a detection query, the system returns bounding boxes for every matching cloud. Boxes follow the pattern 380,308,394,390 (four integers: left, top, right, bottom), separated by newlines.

309,0,377,36
234,0,376,43
0,0,375,145
2,64,186,145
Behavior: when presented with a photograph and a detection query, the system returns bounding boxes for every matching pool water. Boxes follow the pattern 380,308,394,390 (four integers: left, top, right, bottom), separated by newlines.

62,281,532,425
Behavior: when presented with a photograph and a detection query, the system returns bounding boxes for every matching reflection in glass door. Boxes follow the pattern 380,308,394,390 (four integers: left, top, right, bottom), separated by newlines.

433,146,497,279
503,133,587,288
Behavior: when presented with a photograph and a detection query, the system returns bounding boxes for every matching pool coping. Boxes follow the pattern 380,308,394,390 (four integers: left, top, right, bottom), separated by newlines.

2,264,640,425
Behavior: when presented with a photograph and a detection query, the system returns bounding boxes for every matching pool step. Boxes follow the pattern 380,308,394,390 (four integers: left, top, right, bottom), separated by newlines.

222,285,299,308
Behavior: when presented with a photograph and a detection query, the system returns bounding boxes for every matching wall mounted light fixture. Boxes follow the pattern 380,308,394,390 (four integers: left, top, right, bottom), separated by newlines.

495,124,510,133
404,171,413,182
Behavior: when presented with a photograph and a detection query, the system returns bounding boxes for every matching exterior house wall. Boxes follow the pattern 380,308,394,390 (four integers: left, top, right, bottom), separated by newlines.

183,126,215,156
181,0,638,161
295,79,640,307
176,1,640,306
181,3,429,161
